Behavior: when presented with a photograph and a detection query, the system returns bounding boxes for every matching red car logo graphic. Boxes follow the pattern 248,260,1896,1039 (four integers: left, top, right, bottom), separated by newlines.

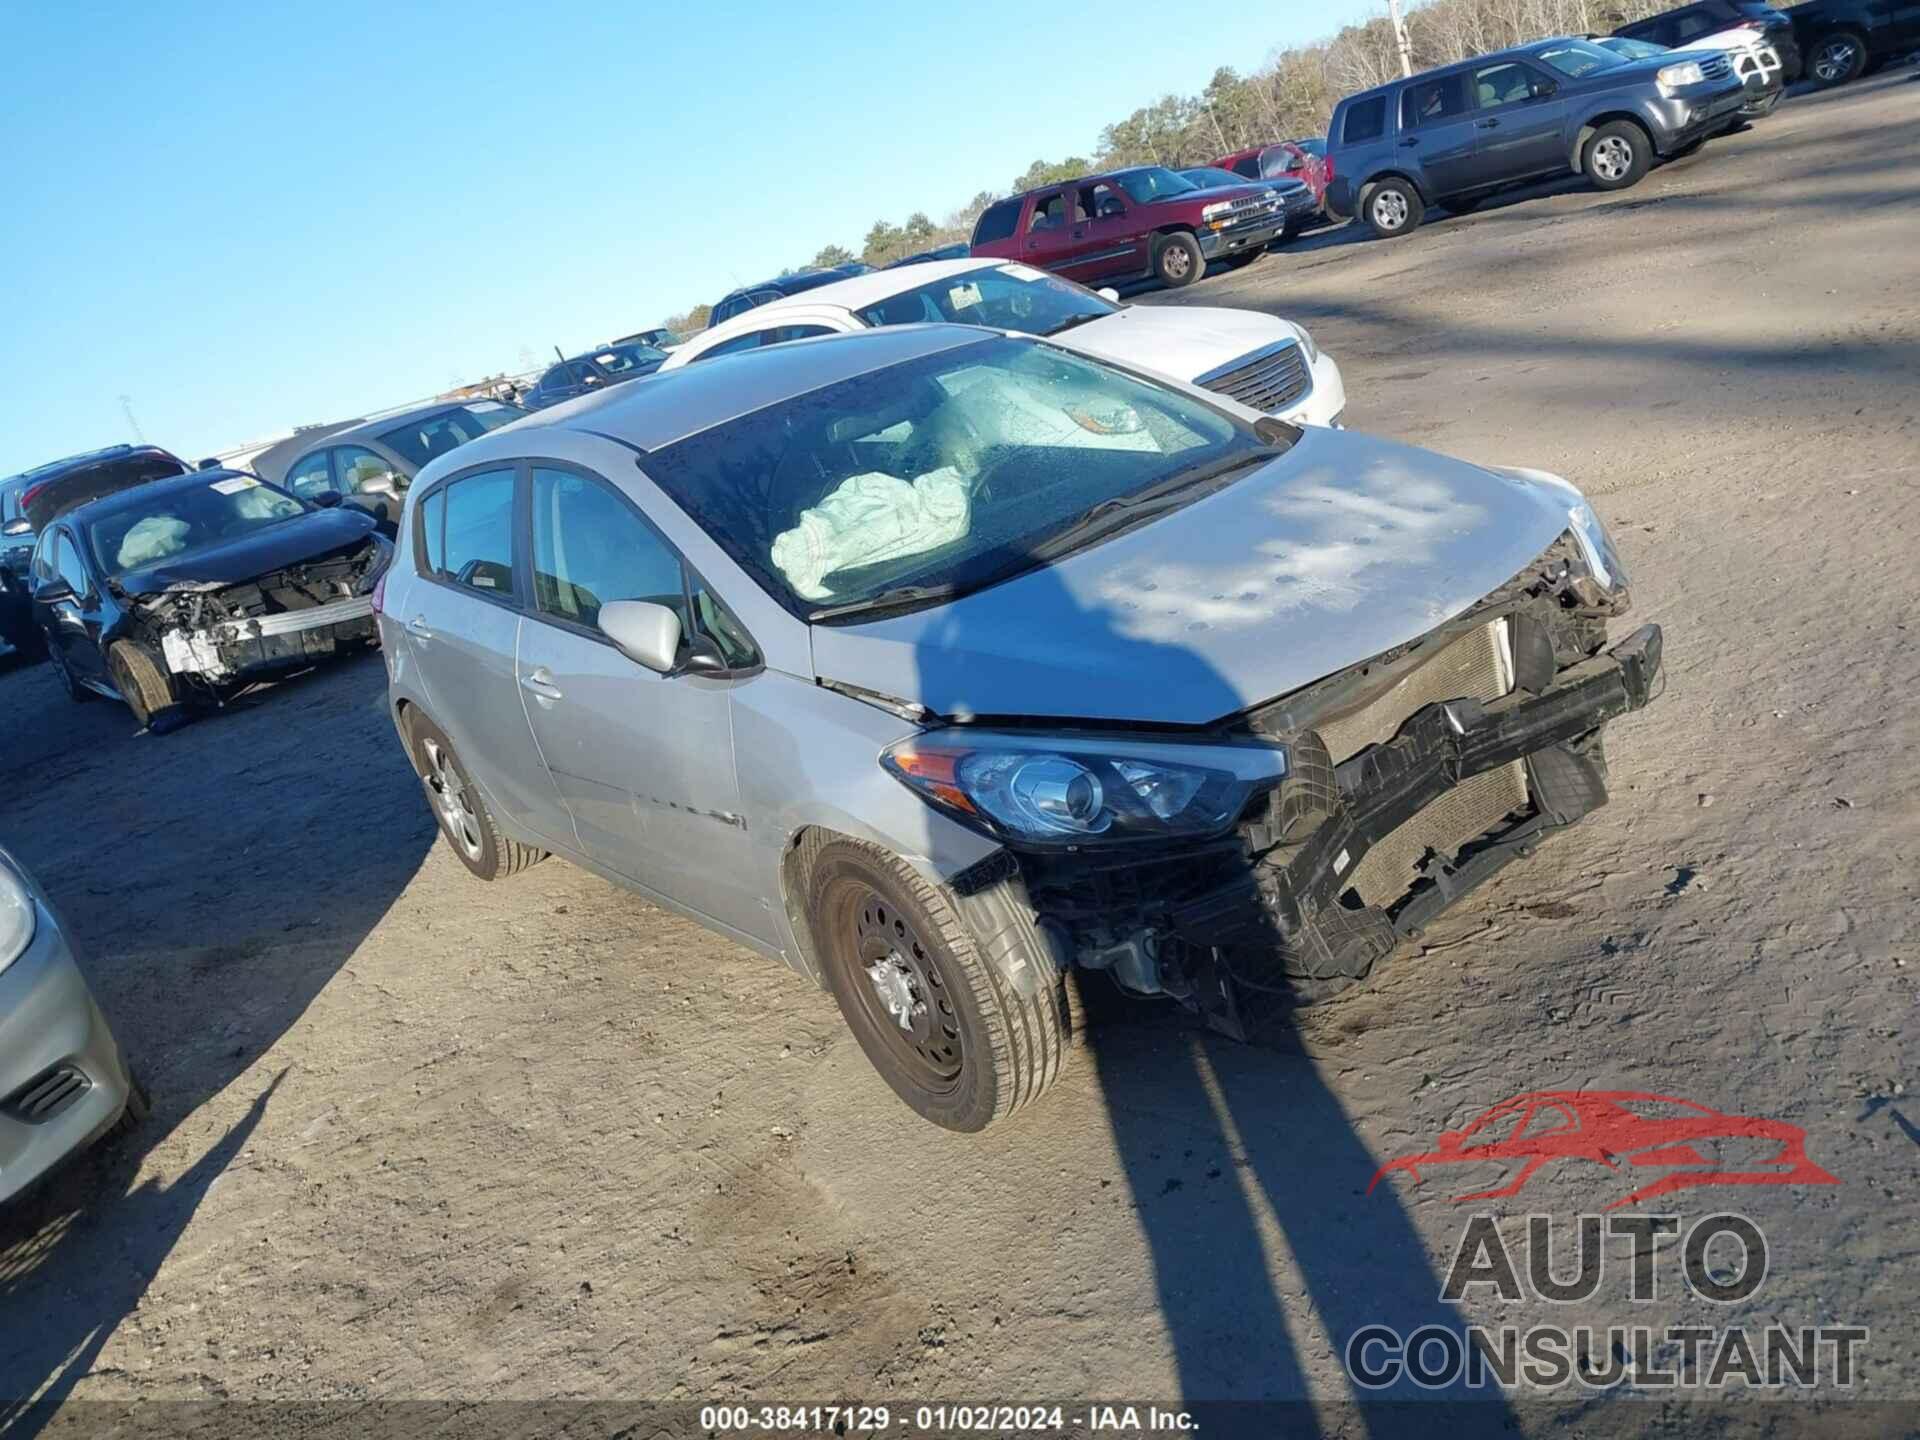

1368,1090,1839,1210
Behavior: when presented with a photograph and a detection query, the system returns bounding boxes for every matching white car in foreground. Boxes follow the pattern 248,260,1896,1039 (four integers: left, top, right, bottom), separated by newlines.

659,259,1347,429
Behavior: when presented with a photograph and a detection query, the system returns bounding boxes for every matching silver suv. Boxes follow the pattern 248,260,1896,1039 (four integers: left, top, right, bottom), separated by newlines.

376,326,1662,1132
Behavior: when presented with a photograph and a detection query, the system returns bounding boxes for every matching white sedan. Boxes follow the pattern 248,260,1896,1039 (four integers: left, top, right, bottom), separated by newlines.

660,259,1346,428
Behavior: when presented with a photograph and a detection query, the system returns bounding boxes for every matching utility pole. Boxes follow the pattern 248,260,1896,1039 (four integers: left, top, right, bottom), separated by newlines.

1388,0,1415,77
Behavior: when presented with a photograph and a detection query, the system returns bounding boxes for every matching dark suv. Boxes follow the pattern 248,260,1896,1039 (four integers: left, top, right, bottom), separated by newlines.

1613,0,1804,81
1326,35,1749,238
707,265,873,327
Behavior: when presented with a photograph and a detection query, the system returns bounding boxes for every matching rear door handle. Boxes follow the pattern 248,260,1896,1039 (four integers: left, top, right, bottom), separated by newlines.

1399,136,1421,146
406,616,433,642
520,668,563,703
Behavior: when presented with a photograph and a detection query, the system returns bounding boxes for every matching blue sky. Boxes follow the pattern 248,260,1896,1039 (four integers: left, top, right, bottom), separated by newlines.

0,1,1375,472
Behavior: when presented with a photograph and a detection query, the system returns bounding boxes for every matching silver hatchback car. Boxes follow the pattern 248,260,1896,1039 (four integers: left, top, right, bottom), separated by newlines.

376,325,1661,1132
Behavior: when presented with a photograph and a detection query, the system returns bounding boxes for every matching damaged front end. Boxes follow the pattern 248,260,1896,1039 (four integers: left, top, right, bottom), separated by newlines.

889,528,1662,1039
128,536,392,689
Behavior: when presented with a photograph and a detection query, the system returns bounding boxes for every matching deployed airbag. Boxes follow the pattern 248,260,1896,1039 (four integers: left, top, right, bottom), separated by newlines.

772,469,971,600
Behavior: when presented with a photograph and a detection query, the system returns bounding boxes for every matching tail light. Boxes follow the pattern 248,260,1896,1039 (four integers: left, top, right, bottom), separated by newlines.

1322,153,1336,184
18,482,46,512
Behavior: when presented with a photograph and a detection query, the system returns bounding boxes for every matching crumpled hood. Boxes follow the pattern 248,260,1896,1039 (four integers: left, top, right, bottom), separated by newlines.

809,428,1579,727
1054,304,1307,388
116,507,379,597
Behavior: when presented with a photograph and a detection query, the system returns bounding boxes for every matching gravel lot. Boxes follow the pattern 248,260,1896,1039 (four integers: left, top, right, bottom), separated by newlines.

3,68,1915,1433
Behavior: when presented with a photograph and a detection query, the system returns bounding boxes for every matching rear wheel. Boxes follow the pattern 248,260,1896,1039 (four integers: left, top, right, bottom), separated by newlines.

1582,120,1651,191
408,712,546,880
107,639,189,733
1363,178,1424,238
1807,30,1866,86
1151,231,1205,288
804,838,1071,1132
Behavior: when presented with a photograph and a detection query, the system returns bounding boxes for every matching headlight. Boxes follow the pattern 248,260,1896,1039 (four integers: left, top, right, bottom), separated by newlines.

1201,201,1232,221
1657,59,1707,92
882,732,1287,847
1286,321,1320,364
0,857,37,977
1565,497,1627,592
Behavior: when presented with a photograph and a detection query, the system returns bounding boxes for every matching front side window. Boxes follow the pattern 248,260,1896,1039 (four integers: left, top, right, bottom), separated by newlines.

1474,62,1539,109
1537,39,1629,78
1115,167,1198,204
530,467,688,637
86,476,307,577
1401,72,1470,128
1342,95,1389,144
378,402,525,470
591,343,667,375
697,331,770,361
1261,147,1301,177
285,450,334,499
336,445,402,495
439,468,517,596
855,265,1115,338
54,532,89,593
538,363,576,394
972,198,1023,246
639,336,1276,617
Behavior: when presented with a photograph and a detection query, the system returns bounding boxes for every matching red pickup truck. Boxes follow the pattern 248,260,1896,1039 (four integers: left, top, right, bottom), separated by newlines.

969,165,1287,289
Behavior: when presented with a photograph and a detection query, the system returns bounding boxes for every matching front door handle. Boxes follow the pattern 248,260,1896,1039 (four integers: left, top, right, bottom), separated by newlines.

1477,118,1501,129
520,668,563,703
406,616,433,643
1400,135,1421,146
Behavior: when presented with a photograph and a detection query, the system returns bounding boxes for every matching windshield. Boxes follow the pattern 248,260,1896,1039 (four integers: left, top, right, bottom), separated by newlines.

378,402,525,469
86,476,309,577
854,265,1116,338
1116,167,1200,204
1536,39,1629,77
1180,167,1249,189
1599,36,1667,58
591,343,668,375
638,336,1271,618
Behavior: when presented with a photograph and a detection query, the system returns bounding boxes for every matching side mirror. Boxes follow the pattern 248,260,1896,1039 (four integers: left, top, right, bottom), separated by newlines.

1531,78,1559,98
599,599,682,673
197,458,224,471
1096,287,1121,303
34,578,76,605
312,490,344,509
1,519,30,538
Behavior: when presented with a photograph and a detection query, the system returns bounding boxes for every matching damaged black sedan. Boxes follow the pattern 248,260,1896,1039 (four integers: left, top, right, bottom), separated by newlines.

31,469,391,731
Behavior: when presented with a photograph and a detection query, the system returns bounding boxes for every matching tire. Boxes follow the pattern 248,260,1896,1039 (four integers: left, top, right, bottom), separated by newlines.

1582,120,1652,191
800,836,1071,1132
107,1071,152,1140
407,712,546,881
1363,178,1424,238
48,640,93,702
106,638,189,733
1807,30,1867,87
1151,231,1205,288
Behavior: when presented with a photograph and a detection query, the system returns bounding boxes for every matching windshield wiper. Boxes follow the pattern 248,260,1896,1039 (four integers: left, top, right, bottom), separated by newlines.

1027,448,1283,563
809,582,963,623
1044,312,1109,336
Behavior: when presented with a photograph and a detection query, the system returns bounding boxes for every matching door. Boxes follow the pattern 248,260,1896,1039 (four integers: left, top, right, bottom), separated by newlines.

1059,179,1144,282
1018,188,1075,272
516,464,767,938
1469,61,1570,182
38,528,108,686
1394,71,1481,196
332,444,408,531
403,465,571,841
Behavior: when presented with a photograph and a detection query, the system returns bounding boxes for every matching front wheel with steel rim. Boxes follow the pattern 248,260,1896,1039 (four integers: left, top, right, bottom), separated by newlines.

1151,231,1205,289
407,711,545,881
1808,31,1866,86
1582,120,1651,192
1363,178,1424,238
802,836,1071,1133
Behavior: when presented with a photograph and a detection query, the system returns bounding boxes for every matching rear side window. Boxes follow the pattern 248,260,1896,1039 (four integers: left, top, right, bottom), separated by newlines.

1342,95,1389,144
439,469,517,596
971,198,1022,246
1400,73,1470,129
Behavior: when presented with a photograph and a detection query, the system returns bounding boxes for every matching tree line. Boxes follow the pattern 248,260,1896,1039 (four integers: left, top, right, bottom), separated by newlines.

658,0,1674,338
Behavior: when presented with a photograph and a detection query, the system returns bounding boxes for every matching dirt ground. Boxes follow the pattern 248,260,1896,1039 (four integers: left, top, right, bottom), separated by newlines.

2,68,1915,1435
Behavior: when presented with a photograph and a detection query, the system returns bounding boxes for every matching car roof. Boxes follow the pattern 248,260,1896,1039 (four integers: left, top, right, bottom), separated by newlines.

307,400,493,451
61,467,267,525
717,257,1005,319
17,443,182,483
432,325,997,464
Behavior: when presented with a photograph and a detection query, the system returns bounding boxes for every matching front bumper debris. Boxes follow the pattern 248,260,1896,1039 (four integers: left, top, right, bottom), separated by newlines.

159,594,377,680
